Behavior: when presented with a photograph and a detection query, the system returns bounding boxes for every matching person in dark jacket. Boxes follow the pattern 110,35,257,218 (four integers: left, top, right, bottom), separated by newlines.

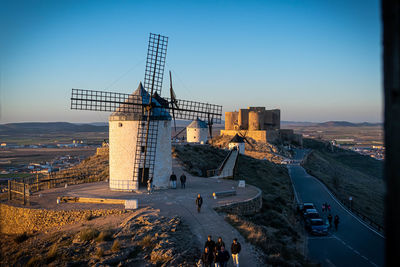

170,172,177,189
327,214,333,228
180,173,186,189
204,235,216,252
334,215,340,231
218,246,230,267
215,237,225,251
201,247,213,267
196,194,203,213
231,238,241,267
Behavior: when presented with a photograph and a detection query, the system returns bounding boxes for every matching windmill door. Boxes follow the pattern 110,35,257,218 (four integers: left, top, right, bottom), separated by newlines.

138,168,149,187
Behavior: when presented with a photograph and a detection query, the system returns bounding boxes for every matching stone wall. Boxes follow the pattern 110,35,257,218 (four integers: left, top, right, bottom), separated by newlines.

214,187,262,215
0,203,124,235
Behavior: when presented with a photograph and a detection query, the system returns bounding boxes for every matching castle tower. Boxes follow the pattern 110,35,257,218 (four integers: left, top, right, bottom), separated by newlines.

108,82,172,191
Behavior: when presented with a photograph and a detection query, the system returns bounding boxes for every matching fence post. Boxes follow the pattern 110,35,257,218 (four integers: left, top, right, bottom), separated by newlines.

36,174,39,191
8,180,11,200
23,183,26,205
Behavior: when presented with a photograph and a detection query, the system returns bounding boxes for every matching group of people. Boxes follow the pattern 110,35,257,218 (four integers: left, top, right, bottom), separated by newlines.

327,213,340,231
201,235,241,267
322,202,331,213
170,171,186,189
322,202,340,231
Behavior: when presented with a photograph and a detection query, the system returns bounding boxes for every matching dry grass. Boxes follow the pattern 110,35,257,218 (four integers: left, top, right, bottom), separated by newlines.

26,255,42,267
96,229,113,242
111,240,121,252
46,244,58,262
96,247,104,258
138,235,153,249
78,228,99,242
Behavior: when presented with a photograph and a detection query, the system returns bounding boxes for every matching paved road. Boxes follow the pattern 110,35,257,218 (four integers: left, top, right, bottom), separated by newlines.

288,149,385,267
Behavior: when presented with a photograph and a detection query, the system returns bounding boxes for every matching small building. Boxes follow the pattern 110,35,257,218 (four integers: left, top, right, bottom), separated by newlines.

186,118,208,144
228,134,245,154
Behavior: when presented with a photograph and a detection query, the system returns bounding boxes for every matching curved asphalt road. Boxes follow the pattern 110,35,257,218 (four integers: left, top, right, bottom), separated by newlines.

288,149,384,267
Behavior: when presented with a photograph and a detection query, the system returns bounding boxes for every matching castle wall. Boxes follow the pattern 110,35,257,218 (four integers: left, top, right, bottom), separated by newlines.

221,129,280,143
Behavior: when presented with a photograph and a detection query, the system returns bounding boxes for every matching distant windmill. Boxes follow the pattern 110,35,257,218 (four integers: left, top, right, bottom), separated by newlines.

70,33,222,191
232,122,254,149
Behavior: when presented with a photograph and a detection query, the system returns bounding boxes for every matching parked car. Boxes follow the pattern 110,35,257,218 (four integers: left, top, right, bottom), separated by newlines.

298,202,315,215
303,208,320,220
306,218,329,236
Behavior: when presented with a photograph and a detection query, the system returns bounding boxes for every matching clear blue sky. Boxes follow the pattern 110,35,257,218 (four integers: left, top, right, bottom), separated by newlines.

0,0,382,123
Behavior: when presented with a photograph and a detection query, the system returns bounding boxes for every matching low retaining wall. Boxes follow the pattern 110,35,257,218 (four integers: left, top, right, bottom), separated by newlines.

214,187,262,215
0,203,124,235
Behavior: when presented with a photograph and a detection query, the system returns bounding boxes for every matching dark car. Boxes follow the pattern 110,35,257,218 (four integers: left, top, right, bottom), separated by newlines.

303,208,320,219
307,218,329,236
298,203,315,215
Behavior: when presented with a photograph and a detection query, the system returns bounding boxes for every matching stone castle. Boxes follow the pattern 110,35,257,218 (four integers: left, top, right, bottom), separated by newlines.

221,107,302,145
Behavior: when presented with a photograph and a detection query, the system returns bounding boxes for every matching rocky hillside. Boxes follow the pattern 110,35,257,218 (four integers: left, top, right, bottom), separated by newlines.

0,207,200,267
211,134,292,163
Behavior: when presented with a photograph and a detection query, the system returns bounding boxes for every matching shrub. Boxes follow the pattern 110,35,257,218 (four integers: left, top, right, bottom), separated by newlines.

14,232,29,243
96,230,113,242
79,228,99,242
26,255,42,267
111,240,121,252
96,247,104,258
46,244,58,262
138,235,153,249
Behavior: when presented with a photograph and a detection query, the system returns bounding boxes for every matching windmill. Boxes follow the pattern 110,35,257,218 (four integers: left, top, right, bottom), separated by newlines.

232,122,255,149
70,33,222,191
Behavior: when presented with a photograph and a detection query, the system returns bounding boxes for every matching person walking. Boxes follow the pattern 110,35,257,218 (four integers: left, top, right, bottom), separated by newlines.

322,203,326,213
213,247,221,267
201,247,213,267
334,215,340,231
204,235,216,252
218,246,230,267
215,237,225,252
230,238,241,267
327,204,331,212
180,173,187,189
196,194,203,213
170,172,177,189
327,214,333,228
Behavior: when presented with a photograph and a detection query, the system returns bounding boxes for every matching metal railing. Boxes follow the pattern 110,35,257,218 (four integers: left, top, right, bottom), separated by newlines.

6,168,107,205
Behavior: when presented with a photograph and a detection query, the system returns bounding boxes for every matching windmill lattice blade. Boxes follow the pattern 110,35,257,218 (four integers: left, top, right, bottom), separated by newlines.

144,33,168,96
71,88,222,123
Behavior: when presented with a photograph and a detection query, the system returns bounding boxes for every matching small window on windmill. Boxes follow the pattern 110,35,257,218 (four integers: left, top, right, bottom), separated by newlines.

141,146,145,153
142,122,145,127
118,123,123,127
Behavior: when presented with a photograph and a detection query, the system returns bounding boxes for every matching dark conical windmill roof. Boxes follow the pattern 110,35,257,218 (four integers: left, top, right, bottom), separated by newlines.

110,82,171,120
229,134,245,143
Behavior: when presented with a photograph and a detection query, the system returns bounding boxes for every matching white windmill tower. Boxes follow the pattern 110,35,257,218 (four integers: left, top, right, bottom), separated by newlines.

70,33,222,191
186,118,208,144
